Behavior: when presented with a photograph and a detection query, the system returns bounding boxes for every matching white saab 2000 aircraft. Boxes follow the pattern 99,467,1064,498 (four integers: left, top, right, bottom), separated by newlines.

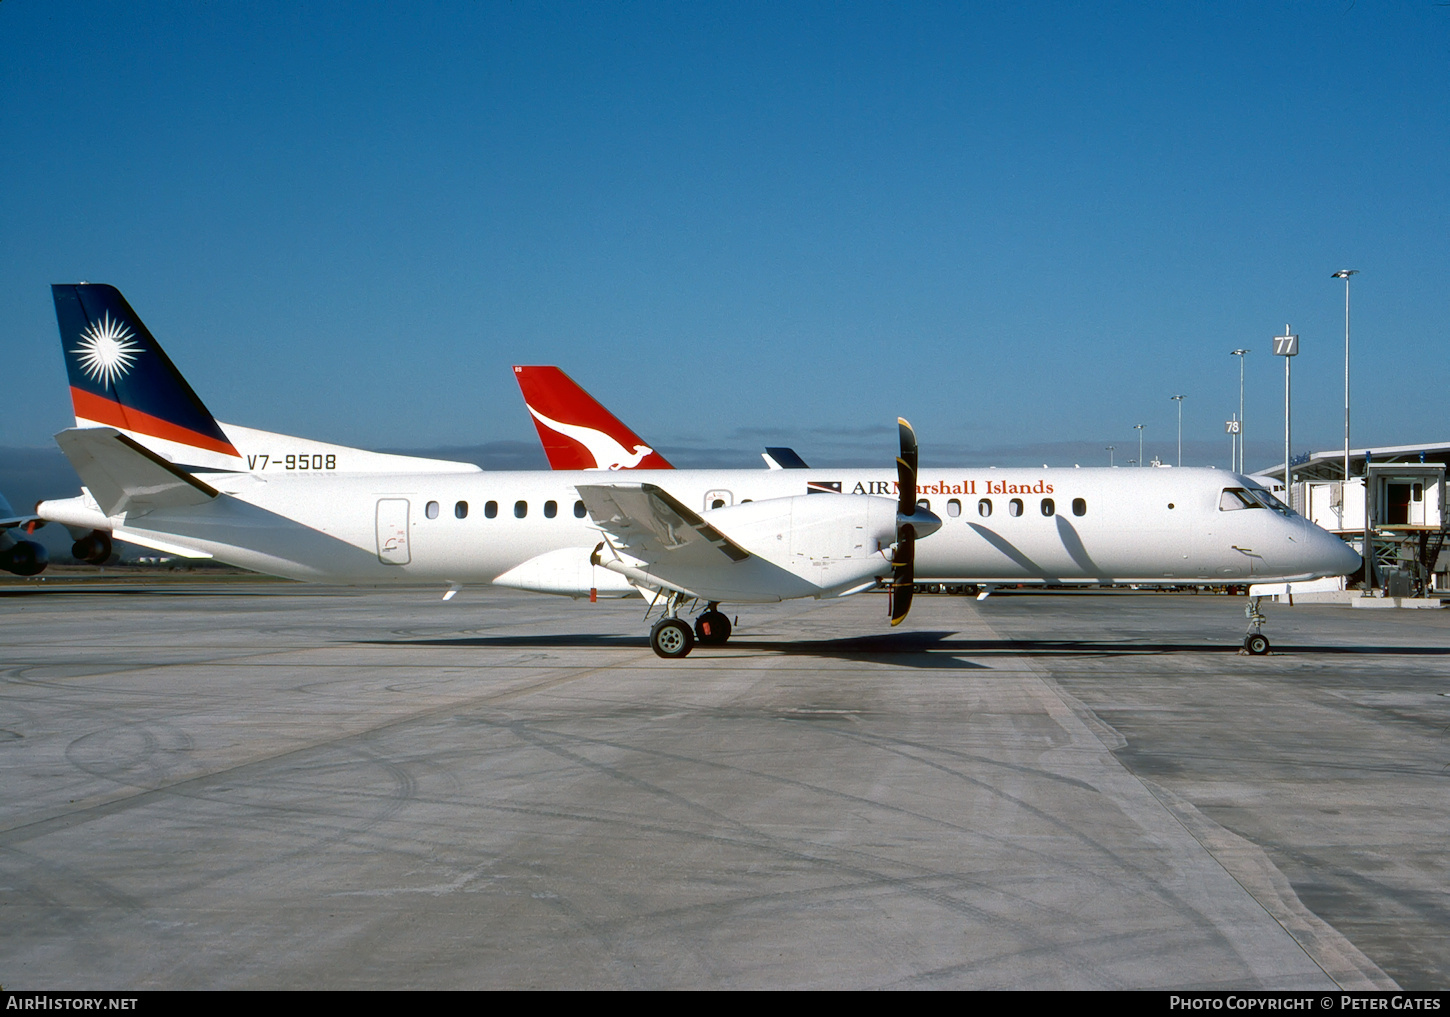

28,284,1359,657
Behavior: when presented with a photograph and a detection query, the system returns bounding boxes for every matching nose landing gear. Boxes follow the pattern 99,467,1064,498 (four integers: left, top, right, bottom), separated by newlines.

1242,595,1270,655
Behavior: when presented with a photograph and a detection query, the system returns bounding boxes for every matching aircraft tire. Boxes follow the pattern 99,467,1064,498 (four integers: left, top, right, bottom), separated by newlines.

651,618,695,658
694,610,731,645
1244,633,1270,655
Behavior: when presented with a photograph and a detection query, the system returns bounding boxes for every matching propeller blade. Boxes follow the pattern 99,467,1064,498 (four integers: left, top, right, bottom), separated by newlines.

896,417,918,517
891,418,923,625
890,522,915,625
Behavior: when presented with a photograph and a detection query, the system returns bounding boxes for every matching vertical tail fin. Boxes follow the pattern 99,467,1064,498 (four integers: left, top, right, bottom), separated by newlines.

52,284,239,458
513,366,672,470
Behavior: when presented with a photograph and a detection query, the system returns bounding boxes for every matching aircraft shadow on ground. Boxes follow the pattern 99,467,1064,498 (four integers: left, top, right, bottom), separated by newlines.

361,630,1450,668
365,631,987,669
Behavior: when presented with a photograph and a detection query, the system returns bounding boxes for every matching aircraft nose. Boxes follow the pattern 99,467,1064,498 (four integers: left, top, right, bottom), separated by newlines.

1330,533,1362,576
1304,519,1361,576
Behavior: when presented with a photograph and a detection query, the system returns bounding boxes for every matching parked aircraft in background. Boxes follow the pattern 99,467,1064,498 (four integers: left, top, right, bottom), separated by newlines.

26,284,1360,657
513,365,673,471
0,491,47,576
513,365,812,472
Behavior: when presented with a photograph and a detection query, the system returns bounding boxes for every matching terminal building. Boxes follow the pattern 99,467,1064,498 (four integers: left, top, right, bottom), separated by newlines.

1256,441,1450,597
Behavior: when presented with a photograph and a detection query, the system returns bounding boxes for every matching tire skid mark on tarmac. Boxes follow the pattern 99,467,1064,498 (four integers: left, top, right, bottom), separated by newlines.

464,705,1252,952
0,651,652,846
966,604,1394,990
458,714,1214,989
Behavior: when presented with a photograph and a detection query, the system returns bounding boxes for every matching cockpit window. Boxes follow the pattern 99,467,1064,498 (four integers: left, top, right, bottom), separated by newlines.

1247,487,1295,516
1219,488,1262,511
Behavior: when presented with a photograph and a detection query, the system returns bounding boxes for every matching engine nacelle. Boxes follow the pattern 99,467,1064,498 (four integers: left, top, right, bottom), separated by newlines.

71,529,114,565
708,493,899,564
0,538,49,576
703,493,901,596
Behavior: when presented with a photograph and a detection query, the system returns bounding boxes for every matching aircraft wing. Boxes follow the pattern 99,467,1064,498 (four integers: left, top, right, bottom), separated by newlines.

54,427,219,518
0,490,42,531
576,483,822,602
578,483,750,564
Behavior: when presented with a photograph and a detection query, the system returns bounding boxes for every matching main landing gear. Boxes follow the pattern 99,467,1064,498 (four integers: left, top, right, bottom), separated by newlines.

694,604,732,646
650,617,694,658
648,596,733,658
1242,595,1270,655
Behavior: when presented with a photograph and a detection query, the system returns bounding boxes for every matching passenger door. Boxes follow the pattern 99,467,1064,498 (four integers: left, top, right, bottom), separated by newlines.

376,499,411,565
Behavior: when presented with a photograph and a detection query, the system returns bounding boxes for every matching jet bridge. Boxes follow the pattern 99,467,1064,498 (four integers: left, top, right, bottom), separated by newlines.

1275,448,1449,597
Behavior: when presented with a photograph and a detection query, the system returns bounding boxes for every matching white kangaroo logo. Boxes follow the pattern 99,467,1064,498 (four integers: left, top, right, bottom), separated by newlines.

526,405,653,470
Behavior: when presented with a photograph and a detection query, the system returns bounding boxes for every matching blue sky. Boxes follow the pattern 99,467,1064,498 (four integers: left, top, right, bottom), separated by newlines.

2,1,1446,473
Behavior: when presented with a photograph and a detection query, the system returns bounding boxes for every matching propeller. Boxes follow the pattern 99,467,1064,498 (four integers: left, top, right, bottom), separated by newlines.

890,418,940,626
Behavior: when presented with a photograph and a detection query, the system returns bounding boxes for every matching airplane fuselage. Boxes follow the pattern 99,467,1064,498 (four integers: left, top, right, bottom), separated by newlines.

40,465,1360,598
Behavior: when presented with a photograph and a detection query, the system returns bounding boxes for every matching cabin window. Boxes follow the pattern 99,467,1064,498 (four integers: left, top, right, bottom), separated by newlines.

574,500,586,518
711,499,725,509
917,499,930,513
978,498,992,517
1041,498,1055,517
1009,498,1023,517
454,501,468,519
1072,497,1086,517
514,500,527,518
485,501,498,519
425,501,439,520
947,499,961,517
544,500,557,518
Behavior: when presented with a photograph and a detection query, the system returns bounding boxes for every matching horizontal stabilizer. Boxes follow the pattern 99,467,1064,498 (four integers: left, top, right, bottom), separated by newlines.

54,427,218,517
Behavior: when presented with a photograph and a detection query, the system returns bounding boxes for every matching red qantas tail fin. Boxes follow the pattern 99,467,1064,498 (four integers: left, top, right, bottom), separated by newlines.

512,366,673,470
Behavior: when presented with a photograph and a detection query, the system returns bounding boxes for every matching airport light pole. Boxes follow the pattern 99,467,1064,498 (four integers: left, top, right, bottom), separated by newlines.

1333,270,1358,481
1106,445,1115,467
1171,395,1184,466
1273,325,1299,494
1134,424,1144,467
1230,349,1249,472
